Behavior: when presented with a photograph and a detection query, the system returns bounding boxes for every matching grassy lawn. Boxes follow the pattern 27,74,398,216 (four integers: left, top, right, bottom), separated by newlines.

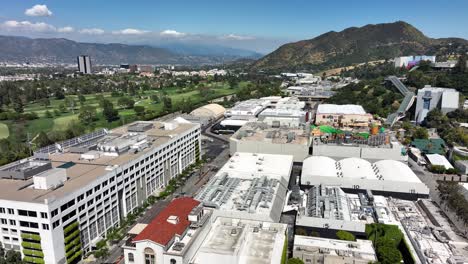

2,81,241,139
0,122,9,139
53,114,79,130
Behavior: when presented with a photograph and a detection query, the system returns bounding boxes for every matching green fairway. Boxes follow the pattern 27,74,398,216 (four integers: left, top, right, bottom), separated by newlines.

53,114,79,130
0,122,9,139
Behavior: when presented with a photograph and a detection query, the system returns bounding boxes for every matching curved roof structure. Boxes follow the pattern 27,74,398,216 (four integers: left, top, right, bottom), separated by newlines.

373,160,421,182
190,103,226,119
338,158,375,180
302,156,337,178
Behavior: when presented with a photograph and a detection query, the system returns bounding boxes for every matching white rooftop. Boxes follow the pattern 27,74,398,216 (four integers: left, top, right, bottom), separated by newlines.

191,217,286,264
317,104,367,115
425,154,454,170
195,152,293,222
294,235,377,262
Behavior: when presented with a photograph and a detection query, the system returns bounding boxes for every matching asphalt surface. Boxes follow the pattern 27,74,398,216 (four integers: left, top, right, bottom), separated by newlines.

96,125,231,264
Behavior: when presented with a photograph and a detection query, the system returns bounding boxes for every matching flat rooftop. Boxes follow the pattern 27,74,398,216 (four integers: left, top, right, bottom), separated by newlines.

191,217,286,264
231,122,310,145
0,119,198,204
195,152,293,222
317,104,368,115
294,235,376,261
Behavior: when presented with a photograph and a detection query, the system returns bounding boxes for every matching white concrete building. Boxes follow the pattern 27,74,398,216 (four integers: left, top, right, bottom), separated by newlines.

230,122,310,162
415,86,459,124
301,157,429,199
196,152,293,222
293,235,377,264
315,104,374,128
0,118,201,264
425,154,454,170
191,217,287,264
394,55,436,68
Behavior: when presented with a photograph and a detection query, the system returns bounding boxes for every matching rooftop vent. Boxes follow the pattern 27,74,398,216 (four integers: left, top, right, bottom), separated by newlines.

167,215,180,225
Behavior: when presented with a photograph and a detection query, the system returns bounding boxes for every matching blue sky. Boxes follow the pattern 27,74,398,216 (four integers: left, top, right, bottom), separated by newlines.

1,0,467,53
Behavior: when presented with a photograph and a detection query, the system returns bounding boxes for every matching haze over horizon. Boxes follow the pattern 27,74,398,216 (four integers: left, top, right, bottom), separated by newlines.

1,0,468,53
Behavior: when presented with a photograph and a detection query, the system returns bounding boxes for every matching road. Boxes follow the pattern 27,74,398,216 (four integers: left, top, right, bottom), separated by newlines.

97,124,230,264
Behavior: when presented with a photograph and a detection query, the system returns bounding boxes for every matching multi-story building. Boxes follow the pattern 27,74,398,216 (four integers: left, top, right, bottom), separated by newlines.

0,118,201,264
77,55,92,74
315,104,374,129
414,85,459,124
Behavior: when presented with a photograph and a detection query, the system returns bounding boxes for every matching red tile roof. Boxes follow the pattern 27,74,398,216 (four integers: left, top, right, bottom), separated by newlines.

133,197,200,246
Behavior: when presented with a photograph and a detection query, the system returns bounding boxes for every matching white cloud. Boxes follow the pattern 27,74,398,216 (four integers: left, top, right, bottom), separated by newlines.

160,29,186,38
25,4,52,17
221,34,255,40
0,20,56,32
57,26,74,33
112,28,149,35
79,28,105,35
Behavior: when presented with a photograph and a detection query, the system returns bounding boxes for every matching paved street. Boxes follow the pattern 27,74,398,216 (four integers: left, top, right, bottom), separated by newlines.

96,124,230,264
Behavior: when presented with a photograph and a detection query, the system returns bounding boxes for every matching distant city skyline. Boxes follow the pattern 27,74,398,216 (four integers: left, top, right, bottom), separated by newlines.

1,0,468,53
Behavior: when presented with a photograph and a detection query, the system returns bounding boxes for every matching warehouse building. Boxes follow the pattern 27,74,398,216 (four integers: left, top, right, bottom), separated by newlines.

315,104,374,129
0,118,201,264
293,235,377,264
295,185,373,238
195,152,293,222
229,122,310,162
301,157,429,199
191,217,287,264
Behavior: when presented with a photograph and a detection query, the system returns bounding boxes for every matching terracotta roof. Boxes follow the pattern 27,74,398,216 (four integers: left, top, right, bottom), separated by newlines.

133,197,200,246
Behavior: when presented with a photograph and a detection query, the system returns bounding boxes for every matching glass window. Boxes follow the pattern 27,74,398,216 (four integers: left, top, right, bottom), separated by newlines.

144,248,155,264
128,253,134,262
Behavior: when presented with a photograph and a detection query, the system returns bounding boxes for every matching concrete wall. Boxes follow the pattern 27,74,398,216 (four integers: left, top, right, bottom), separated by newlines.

312,145,407,162
230,139,309,162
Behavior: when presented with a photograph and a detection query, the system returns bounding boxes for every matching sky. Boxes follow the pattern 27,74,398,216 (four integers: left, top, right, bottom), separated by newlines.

1,0,468,53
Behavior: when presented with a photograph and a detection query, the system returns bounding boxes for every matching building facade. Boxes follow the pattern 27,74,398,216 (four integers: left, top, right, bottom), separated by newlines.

0,119,201,264
77,55,92,74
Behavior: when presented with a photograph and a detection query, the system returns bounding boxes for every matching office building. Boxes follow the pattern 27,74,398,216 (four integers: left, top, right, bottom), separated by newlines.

293,235,377,264
0,118,201,264
195,152,293,222
394,55,436,68
77,55,92,74
301,157,429,199
415,86,459,124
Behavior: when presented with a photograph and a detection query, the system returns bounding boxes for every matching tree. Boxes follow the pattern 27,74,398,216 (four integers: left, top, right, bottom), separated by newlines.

42,97,51,108
295,228,307,236
336,230,355,241
35,131,52,148
4,250,23,264
413,127,429,139
150,94,160,103
118,97,135,109
134,106,145,116
376,245,402,264
45,110,53,118
12,97,23,114
456,54,467,73
163,96,173,113
78,105,97,125
58,103,67,113
55,89,65,100
102,99,119,122
287,258,304,264
78,94,86,106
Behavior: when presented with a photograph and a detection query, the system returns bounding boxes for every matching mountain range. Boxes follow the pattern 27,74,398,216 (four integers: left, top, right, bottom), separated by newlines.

252,21,468,71
0,35,260,65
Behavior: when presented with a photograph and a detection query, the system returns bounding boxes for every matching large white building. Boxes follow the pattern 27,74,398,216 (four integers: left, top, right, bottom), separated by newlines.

415,85,459,124
230,122,310,162
195,152,293,222
315,104,374,128
0,118,201,264
77,55,92,74
123,198,287,264
293,235,377,264
394,55,436,68
301,156,429,199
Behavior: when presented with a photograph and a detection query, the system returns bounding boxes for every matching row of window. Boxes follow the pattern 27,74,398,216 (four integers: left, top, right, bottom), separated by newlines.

0,219,49,230
0,208,47,219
